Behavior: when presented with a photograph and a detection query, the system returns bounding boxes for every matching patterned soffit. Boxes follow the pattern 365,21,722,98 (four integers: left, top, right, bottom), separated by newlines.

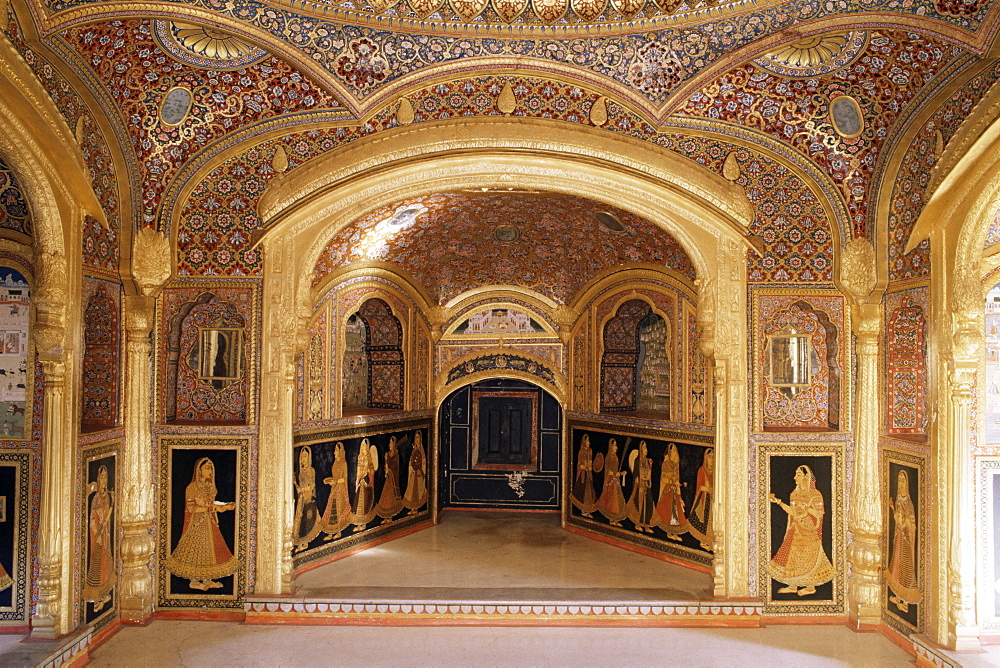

313,192,696,306
297,0,749,29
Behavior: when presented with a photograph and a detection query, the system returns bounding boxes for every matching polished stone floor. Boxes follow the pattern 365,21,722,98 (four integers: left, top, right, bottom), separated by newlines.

5,510,994,666
293,509,712,602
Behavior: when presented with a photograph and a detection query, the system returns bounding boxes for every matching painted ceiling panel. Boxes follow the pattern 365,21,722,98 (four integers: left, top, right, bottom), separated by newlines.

678,30,967,238
313,192,696,305
59,19,342,223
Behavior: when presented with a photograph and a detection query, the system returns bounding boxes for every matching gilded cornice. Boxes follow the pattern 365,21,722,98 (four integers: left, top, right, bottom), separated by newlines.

568,264,696,314
257,117,753,239
442,292,560,334
0,28,103,226
33,0,1000,42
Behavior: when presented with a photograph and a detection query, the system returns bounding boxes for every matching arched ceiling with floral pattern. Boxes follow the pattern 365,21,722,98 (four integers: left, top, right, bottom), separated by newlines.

314,192,696,305
3,0,1000,286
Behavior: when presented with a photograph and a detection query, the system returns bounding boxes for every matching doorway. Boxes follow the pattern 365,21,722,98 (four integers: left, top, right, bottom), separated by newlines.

439,378,561,510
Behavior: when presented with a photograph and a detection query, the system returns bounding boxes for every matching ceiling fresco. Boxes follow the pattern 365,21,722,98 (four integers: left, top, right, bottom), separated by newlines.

3,0,1000,289
313,192,697,305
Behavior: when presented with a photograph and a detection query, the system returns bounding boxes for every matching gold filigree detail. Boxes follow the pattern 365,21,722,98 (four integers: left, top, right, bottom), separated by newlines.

170,22,259,61
132,227,172,296
766,35,851,68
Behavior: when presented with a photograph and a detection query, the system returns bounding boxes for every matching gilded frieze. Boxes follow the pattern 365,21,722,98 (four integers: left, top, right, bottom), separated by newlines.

291,419,432,569
882,448,925,635
567,420,714,568
78,441,118,630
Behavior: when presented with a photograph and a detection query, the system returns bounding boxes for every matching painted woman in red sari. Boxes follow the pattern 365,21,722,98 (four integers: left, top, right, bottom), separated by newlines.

767,464,834,596
165,457,238,591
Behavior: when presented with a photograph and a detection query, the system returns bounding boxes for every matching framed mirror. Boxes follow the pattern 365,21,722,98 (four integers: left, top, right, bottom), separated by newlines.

766,326,812,398
196,327,243,388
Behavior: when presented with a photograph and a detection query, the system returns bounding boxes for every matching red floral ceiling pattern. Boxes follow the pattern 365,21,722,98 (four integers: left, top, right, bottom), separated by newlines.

4,13,120,234
890,59,1000,280
178,75,834,284
313,192,696,305
60,19,342,225
677,30,966,238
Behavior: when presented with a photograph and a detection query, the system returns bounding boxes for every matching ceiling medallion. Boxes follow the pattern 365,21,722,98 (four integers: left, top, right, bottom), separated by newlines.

153,20,269,71
493,224,521,243
753,31,868,79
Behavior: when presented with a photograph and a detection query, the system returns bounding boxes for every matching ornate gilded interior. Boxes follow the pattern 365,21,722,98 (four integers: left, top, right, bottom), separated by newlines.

0,0,998,658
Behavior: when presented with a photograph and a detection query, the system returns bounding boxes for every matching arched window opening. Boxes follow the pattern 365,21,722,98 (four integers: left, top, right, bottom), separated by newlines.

343,298,404,412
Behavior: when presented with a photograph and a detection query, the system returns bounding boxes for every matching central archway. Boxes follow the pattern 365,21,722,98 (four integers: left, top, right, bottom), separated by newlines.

251,116,754,599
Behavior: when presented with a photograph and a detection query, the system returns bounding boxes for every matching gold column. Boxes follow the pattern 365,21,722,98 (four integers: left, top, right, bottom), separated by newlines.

943,314,980,650
256,235,297,595
846,304,882,627
119,228,171,622
32,355,72,638
705,238,750,599
118,295,156,622
839,238,882,627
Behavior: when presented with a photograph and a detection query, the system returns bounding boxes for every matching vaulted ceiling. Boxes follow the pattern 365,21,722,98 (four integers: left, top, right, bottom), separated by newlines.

3,0,999,287
313,192,696,305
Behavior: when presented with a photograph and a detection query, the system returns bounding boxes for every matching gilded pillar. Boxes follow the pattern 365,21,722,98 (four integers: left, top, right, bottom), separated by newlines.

846,304,882,627
256,235,297,595
119,228,171,622
942,313,980,650
118,295,156,622
839,238,882,628
32,357,73,638
705,238,749,599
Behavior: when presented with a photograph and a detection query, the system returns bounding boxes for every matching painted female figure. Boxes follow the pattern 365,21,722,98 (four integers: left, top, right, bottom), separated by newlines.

687,447,715,550
351,439,378,531
376,436,404,522
886,469,921,612
292,446,321,552
655,443,689,541
570,433,597,517
767,465,834,596
82,465,115,611
626,441,657,533
321,442,352,540
596,439,627,526
402,430,427,513
165,457,238,591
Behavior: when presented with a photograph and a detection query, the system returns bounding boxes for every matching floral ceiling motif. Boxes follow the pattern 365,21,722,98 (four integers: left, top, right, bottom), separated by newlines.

313,192,696,305
58,19,342,225
678,30,966,237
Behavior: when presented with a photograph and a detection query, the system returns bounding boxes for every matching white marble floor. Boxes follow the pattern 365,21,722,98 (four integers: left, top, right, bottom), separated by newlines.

84,511,922,667
293,509,712,601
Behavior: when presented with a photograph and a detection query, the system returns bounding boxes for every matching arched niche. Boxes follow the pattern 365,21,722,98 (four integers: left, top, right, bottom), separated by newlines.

250,117,753,598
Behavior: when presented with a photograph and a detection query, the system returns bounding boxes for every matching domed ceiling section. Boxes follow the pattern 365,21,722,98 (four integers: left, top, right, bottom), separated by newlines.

313,192,696,305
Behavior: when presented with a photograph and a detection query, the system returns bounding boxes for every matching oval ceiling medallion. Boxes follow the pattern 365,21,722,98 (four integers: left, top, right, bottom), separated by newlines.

753,31,868,78
153,20,268,71
160,86,193,126
829,95,865,138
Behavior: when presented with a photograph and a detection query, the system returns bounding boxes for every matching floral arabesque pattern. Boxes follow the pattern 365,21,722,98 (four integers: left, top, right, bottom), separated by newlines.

887,296,927,434
59,19,341,226
678,30,966,239
313,192,696,305
81,283,119,428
